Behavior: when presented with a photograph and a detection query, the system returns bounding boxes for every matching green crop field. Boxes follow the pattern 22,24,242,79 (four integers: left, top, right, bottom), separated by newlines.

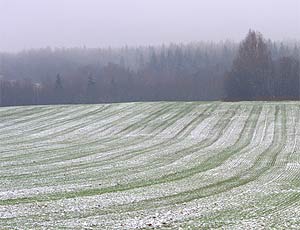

1,102,300,229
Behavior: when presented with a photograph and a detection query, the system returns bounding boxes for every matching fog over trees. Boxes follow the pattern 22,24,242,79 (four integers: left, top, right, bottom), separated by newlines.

0,31,299,106
225,31,300,101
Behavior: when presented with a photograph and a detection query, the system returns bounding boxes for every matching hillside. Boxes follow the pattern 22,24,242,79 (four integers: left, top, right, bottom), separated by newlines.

0,102,300,229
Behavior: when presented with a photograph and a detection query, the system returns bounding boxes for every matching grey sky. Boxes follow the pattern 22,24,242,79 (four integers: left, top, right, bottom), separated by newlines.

0,0,299,52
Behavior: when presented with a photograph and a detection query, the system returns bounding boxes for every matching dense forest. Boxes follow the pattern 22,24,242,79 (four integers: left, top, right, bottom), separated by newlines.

0,31,299,106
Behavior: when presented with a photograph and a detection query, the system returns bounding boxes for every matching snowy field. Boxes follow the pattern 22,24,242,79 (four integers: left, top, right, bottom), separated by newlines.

1,102,300,229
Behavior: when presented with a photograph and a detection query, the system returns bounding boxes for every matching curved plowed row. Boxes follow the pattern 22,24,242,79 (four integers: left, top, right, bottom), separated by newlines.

0,102,300,229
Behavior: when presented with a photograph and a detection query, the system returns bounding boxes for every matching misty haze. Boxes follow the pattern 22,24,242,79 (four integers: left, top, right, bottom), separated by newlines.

0,0,300,229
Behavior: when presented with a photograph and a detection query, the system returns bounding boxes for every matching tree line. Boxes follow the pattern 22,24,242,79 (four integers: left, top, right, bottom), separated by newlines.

0,31,299,106
225,30,300,101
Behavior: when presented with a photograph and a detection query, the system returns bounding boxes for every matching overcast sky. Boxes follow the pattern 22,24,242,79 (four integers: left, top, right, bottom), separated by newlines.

0,0,299,52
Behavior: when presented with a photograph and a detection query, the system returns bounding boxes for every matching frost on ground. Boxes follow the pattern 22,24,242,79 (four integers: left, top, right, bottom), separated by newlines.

0,102,300,229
